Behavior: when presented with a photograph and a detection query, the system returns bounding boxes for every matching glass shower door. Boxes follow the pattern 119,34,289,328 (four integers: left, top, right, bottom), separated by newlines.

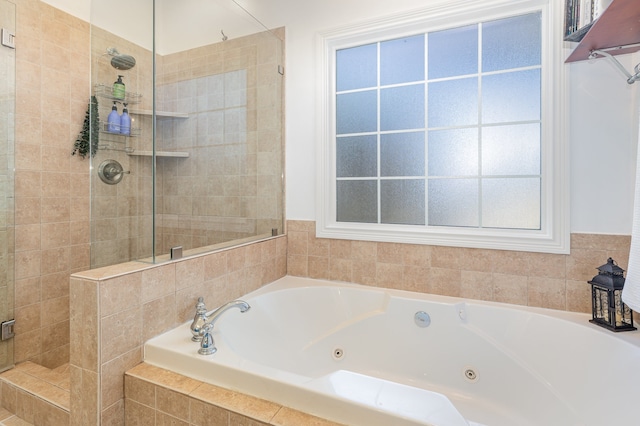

0,0,15,373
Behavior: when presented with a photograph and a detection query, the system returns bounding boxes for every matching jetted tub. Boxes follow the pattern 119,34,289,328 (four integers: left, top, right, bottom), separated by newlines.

144,276,640,426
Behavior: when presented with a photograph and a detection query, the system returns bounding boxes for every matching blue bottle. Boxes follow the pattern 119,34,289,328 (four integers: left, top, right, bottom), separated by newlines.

120,102,131,135
107,101,120,133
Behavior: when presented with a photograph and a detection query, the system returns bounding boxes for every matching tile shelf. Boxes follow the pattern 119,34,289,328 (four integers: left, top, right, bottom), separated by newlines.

127,150,190,158
131,109,189,119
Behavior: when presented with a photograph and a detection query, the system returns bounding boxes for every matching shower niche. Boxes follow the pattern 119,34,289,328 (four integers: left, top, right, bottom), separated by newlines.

89,0,284,268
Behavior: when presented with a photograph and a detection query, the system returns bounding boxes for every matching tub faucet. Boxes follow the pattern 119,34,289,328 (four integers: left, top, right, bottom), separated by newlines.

190,297,251,342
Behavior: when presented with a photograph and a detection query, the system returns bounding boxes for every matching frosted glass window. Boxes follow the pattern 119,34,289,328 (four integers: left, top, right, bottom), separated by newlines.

482,178,540,229
482,124,540,175
381,180,425,225
329,8,547,236
381,132,425,177
380,35,425,85
337,180,378,223
483,13,541,72
428,78,478,128
337,43,377,91
336,90,378,134
337,135,378,177
428,25,478,79
428,128,478,176
380,84,425,131
428,179,479,227
482,70,540,124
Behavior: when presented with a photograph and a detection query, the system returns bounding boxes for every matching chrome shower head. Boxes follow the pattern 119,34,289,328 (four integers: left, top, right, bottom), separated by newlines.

106,47,136,71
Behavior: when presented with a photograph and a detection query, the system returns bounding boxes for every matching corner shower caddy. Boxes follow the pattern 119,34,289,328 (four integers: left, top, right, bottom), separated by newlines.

93,83,190,158
94,83,142,137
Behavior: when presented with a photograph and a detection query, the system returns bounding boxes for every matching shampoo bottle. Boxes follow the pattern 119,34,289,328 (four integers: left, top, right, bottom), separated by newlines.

107,101,120,133
120,103,131,135
113,75,125,100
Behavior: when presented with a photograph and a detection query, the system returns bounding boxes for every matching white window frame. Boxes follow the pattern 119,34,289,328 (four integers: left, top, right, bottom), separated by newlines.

316,0,569,254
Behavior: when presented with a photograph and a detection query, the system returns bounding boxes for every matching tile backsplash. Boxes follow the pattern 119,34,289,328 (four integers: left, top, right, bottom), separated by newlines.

286,220,631,314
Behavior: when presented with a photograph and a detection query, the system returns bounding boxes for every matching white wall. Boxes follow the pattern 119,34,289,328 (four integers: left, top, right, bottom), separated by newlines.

569,53,639,234
43,0,640,235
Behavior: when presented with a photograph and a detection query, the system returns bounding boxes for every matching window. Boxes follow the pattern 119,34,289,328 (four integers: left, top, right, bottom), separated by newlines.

317,0,569,253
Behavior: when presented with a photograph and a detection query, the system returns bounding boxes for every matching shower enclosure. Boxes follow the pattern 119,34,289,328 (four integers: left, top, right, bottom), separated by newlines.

89,0,284,268
0,0,14,373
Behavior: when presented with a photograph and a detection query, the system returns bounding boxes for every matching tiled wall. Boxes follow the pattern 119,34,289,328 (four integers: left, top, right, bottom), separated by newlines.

155,30,284,253
69,236,286,425
89,26,155,268
286,220,632,314
13,0,90,369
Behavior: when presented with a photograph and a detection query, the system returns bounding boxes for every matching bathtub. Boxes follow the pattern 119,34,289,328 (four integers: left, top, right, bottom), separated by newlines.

144,276,640,426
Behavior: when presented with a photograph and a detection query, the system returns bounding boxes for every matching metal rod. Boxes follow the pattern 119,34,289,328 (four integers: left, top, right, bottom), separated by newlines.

588,49,640,84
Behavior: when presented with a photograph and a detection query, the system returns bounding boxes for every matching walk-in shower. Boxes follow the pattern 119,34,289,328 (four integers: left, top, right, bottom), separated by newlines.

89,0,284,268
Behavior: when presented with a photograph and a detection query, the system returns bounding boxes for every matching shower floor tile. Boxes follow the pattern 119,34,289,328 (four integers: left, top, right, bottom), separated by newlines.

0,362,70,411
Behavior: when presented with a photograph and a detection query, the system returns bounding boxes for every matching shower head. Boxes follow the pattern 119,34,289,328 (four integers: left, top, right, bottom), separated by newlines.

106,47,136,71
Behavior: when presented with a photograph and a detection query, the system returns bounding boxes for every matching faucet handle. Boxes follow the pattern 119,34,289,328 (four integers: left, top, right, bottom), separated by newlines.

190,296,208,342
198,322,217,355
195,297,206,313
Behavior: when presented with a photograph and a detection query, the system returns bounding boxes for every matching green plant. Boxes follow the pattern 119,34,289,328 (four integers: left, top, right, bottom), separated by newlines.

71,95,99,158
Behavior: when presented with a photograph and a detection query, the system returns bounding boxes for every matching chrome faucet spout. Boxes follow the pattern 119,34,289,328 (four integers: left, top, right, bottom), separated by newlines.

205,299,251,328
190,298,251,342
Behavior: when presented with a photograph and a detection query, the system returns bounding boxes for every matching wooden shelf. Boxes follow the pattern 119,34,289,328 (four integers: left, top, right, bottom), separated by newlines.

127,151,189,158
566,0,640,62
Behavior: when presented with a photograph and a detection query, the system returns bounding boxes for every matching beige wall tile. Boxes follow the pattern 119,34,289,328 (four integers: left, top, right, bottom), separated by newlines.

142,295,176,342
375,263,404,289
101,307,142,364
492,274,528,306
203,251,228,280
101,398,124,426
124,375,155,408
141,263,176,303
329,258,352,283
41,296,69,325
271,406,346,426
190,398,230,426
33,397,69,426
156,387,190,421
41,196,71,223
287,231,307,256
100,273,142,318
460,271,493,301
429,267,462,297
101,347,142,410
376,242,403,264
308,256,329,280
190,382,280,423
175,256,205,291
40,247,70,275
15,250,41,280
528,277,566,310
124,399,155,426
15,277,41,308
14,303,41,334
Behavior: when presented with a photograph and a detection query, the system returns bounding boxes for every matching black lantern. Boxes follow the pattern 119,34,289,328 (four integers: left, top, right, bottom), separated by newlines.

587,257,636,332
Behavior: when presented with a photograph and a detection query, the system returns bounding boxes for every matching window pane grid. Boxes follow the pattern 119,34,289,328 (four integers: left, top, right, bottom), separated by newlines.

335,12,542,230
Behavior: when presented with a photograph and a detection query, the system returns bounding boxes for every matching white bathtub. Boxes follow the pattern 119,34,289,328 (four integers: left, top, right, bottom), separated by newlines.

144,276,640,426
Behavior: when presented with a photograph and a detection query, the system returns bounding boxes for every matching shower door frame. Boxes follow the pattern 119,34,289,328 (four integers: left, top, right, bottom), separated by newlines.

0,0,15,373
